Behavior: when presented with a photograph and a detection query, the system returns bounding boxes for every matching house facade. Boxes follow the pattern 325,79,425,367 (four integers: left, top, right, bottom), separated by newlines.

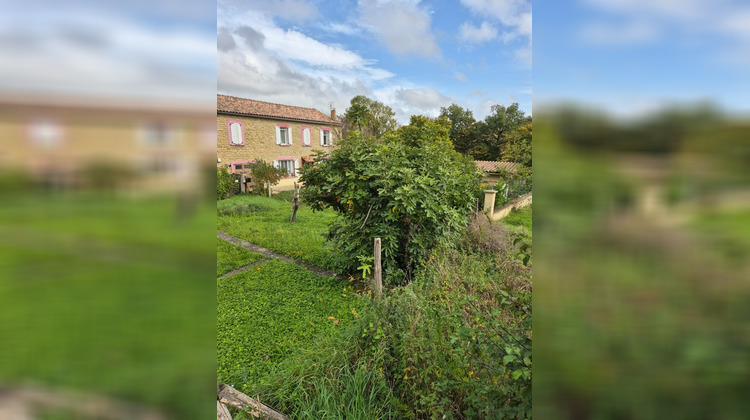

1,93,215,192
216,95,340,183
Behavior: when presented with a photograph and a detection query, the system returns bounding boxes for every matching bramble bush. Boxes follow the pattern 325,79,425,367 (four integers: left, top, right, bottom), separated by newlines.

301,116,482,283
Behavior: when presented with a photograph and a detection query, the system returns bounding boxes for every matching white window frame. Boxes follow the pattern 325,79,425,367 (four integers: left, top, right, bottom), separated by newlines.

274,158,297,177
227,120,244,146
276,124,292,146
320,127,331,146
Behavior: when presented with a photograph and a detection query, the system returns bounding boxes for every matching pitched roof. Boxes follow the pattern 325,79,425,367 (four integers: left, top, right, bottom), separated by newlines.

217,94,340,125
474,160,519,174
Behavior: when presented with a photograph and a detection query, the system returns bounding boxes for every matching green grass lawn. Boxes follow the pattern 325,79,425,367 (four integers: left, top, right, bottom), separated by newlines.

217,238,265,277
217,245,361,396
0,192,216,418
217,194,341,271
502,205,532,236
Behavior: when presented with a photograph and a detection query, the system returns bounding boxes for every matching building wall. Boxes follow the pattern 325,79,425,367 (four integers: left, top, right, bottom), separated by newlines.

216,113,337,178
0,101,216,191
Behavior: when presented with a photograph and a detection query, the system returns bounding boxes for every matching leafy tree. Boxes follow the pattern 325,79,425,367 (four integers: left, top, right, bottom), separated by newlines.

301,116,481,283
439,104,480,156
249,160,286,197
477,103,530,161
501,122,532,167
343,95,398,139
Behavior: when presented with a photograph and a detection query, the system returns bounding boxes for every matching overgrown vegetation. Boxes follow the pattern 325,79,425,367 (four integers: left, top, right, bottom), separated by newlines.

301,116,482,282
253,216,532,419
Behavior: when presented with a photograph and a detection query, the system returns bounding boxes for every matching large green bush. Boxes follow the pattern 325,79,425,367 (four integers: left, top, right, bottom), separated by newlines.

301,116,482,283
216,166,235,200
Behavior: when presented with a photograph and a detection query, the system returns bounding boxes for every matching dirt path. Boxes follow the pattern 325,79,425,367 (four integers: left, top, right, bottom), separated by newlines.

216,231,338,278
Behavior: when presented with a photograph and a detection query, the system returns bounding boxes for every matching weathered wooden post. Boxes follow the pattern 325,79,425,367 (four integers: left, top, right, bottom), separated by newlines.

240,173,247,194
373,237,382,300
483,189,497,215
290,182,300,222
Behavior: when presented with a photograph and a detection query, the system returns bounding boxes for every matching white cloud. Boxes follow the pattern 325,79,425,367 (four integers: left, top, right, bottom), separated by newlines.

260,25,371,69
454,72,468,82
458,0,531,65
357,0,441,58
217,6,409,119
459,21,498,43
396,87,452,109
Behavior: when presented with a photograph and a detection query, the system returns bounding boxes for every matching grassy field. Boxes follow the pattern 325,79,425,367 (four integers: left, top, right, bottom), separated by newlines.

217,238,265,277
217,194,341,271
501,205,532,235
216,193,364,400
0,192,216,418
217,258,362,394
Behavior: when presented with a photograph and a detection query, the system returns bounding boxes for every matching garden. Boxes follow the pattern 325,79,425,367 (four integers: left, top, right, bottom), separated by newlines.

217,117,533,419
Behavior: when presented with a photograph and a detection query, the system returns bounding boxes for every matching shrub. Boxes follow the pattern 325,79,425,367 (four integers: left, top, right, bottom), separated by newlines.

248,160,286,196
217,166,235,200
301,116,482,283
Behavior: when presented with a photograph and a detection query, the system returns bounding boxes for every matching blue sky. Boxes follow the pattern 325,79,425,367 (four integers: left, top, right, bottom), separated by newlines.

534,0,750,117
217,0,531,124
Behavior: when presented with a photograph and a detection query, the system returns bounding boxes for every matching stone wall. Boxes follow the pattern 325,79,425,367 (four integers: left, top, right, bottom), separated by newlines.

491,192,533,220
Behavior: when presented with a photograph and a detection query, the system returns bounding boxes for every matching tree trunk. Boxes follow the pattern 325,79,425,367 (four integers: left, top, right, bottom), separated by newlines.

290,182,299,222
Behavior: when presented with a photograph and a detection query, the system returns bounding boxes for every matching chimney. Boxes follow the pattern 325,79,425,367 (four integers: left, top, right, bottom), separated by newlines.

330,108,336,120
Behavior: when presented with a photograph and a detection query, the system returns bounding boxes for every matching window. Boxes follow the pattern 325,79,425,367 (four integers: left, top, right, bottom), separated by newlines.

274,159,296,176
301,126,311,146
227,120,244,146
29,119,63,149
320,127,331,146
229,160,255,174
276,124,291,146
141,122,172,147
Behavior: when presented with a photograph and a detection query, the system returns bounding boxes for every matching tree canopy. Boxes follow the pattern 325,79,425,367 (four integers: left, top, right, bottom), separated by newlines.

301,116,482,283
439,102,531,162
342,95,399,139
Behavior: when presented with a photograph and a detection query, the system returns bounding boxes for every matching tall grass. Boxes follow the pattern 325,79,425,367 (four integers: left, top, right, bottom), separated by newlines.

252,215,532,418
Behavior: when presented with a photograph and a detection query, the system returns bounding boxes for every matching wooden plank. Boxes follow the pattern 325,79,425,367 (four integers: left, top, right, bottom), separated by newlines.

217,384,287,420
373,237,382,300
217,401,232,420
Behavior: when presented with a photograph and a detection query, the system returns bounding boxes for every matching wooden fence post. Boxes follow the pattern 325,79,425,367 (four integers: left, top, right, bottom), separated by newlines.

373,237,382,300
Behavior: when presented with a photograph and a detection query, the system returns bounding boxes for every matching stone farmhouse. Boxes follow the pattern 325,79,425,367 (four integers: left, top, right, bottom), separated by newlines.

1,93,215,192
216,94,341,190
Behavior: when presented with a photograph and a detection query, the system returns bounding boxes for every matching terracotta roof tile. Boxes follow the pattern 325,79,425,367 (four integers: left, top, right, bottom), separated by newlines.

217,94,340,125
474,160,519,173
